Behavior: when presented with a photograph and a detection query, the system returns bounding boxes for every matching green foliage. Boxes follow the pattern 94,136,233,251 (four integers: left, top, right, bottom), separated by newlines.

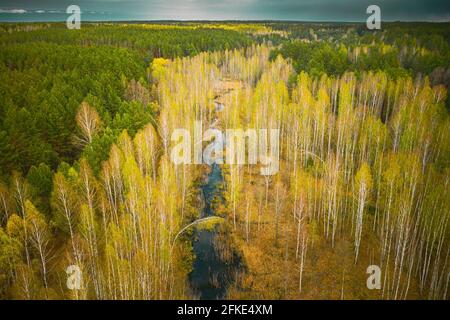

0,24,252,59
81,128,116,174
272,23,450,79
0,21,448,300
27,163,53,198
0,23,251,180
0,227,21,298
271,41,349,77
112,101,156,136
0,43,145,175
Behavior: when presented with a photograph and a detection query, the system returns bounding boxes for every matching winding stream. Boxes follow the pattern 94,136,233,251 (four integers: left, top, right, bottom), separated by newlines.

189,163,243,299
188,82,244,299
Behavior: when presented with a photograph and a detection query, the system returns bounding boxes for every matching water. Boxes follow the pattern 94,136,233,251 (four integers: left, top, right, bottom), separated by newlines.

0,12,115,22
189,163,242,300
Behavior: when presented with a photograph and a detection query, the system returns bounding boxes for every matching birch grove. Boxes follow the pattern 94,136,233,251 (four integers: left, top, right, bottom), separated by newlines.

0,29,448,300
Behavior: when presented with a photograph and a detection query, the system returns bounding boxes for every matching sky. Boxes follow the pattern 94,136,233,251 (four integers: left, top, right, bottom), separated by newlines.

0,0,449,22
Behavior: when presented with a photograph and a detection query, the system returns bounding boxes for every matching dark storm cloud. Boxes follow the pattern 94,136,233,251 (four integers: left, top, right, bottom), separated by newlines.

0,0,449,21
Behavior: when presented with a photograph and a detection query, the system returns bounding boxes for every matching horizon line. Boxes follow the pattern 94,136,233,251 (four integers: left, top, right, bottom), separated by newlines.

1,19,450,24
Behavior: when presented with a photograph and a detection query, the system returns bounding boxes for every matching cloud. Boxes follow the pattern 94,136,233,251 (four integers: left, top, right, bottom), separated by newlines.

0,9,27,14
0,0,449,21
0,8,68,14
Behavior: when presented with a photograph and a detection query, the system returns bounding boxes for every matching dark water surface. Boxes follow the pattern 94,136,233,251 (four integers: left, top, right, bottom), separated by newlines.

189,163,242,300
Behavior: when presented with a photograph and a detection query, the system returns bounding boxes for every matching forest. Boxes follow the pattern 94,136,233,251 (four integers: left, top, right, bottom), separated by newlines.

0,22,449,300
